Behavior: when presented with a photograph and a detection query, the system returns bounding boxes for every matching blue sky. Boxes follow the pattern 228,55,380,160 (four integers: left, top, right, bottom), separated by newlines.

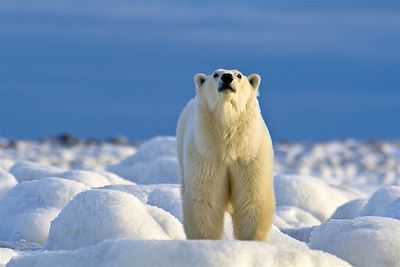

1,0,399,141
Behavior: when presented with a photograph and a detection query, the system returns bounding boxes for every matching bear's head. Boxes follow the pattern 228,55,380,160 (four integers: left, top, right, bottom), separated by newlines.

194,69,261,114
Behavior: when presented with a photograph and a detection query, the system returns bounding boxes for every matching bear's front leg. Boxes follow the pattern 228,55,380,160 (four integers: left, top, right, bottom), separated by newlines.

230,158,275,241
182,162,229,240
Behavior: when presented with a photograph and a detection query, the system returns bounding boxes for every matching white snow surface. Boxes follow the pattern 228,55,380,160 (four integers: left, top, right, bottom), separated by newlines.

104,184,183,221
8,229,351,267
330,199,368,220
274,174,363,221
0,136,399,266
10,161,65,183
359,186,400,219
0,248,17,267
8,161,133,188
0,177,89,244
0,168,18,198
107,137,180,184
275,206,321,228
330,186,400,220
309,216,400,267
48,170,133,188
44,189,184,251
0,142,135,171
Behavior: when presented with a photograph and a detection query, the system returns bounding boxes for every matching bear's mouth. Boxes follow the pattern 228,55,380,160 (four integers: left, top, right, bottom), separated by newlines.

218,85,236,93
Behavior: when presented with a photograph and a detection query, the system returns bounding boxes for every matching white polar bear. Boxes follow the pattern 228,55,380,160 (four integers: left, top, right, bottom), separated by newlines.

177,69,275,240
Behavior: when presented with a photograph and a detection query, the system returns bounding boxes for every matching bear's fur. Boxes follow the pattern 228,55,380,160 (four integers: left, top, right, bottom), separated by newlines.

177,69,275,241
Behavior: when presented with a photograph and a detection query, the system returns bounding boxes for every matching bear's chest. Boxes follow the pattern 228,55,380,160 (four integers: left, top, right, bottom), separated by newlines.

194,103,262,163
219,131,258,163
198,124,260,164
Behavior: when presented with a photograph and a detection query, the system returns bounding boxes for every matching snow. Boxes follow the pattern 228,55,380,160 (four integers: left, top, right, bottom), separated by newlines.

44,189,185,251
0,137,399,266
9,230,350,267
274,174,363,221
0,248,17,267
8,161,133,188
275,140,400,194
98,171,135,185
10,161,65,183
275,206,321,228
0,177,89,244
108,137,180,184
330,199,368,220
309,216,400,267
0,142,136,171
104,184,183,221
0,159,15,173
359,186,400,219
330,186,400,220
0,168,18,198
50,170,133,188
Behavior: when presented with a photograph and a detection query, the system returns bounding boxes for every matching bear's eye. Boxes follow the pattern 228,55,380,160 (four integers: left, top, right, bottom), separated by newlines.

237,74,242,79
213,73,219,78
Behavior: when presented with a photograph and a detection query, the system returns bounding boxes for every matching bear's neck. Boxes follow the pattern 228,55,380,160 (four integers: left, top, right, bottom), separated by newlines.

195,97,263,162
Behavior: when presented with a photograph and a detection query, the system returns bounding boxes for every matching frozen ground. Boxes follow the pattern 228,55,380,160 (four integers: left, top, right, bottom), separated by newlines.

0,137,399,267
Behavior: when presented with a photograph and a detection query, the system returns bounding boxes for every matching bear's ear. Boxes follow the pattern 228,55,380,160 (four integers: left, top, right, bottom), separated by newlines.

248,74,261,90
194,73,207,90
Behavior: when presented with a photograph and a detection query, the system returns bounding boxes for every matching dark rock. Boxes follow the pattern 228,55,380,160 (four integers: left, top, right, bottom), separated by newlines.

7,140,18,149
55,133,80,146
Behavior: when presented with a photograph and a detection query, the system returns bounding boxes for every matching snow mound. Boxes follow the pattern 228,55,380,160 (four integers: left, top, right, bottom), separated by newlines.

360,186,400,219
10,161,65,182
274,140,400,192
126,136,177,161
0,167,18,198
0,240,42,251
52,170,111,187
273,215,290,229
53,170,133,188
104,184,182,221
107,136,180,184
44,189,185,251
0,177,89,244
0,159,15,172
0,248,17,267
330,199,367,220
309,216,400,267
274,175,357,221
276,206,321,228
282,227,315,243
10,231,350,267
97,171,134,185
9,161,133,188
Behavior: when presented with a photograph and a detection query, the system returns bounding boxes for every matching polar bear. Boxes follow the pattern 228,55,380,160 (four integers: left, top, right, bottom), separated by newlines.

177,69,275,241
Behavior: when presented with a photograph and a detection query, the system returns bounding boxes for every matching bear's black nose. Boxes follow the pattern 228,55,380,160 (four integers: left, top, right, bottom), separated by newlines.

221,73,234,84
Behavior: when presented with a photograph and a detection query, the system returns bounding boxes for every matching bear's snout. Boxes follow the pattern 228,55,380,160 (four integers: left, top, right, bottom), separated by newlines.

221,73,234,84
